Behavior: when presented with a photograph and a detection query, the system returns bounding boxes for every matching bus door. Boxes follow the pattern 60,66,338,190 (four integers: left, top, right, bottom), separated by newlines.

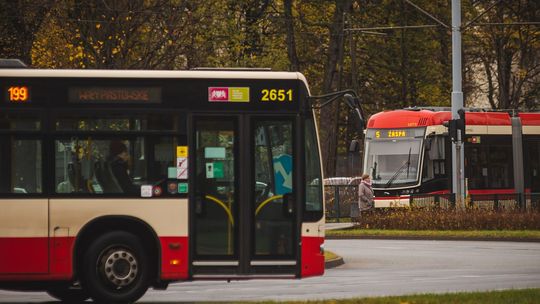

191,116,298,276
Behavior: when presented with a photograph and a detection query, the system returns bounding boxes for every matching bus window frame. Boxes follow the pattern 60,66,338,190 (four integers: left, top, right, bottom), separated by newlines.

46,108,187,198
302,115,324,222
0,108,46,198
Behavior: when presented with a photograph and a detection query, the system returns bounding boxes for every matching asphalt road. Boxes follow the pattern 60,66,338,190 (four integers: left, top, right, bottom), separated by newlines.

1,239,539,302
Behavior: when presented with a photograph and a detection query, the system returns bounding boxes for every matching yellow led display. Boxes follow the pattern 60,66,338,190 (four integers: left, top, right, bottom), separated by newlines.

387,130,407,138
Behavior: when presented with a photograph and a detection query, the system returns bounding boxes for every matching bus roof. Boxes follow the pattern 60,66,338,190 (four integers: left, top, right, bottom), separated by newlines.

0,68,310,93
367,109,540,128
0,68,306,80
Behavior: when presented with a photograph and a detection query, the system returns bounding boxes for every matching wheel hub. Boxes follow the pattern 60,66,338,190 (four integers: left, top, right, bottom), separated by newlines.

101,249,138,287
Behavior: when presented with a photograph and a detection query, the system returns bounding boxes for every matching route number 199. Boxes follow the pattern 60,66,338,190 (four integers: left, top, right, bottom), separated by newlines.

8,86,30,103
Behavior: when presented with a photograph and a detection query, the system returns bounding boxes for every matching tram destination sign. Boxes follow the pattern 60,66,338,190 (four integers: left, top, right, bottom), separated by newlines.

375,129,410,139
69,87,161,104
367,127,426,140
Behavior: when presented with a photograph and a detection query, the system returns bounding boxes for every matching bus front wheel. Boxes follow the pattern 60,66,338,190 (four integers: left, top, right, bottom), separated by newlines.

81,231,150,303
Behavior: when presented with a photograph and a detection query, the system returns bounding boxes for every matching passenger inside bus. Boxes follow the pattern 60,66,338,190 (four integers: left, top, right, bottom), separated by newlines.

108,140,138,194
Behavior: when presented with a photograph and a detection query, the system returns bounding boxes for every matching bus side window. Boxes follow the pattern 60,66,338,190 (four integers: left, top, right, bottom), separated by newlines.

0,139,43,194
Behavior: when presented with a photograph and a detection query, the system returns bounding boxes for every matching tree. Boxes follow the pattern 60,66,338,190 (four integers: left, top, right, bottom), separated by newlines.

465,0,540,110
0,0,55,66
283,0,299,71
33,0,197,69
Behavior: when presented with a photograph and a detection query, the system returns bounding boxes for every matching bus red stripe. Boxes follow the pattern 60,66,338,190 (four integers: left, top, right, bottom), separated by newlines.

301,236,324,277
0,236,189,281
159,236,189,280
0,237,48,274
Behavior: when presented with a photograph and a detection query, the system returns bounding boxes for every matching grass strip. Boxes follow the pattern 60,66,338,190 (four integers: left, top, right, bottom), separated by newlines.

323,250,339,261
276,288,540,304
326,228,540,239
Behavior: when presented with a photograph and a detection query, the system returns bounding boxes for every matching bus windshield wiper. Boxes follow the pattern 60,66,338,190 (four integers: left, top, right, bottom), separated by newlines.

385,147,411,188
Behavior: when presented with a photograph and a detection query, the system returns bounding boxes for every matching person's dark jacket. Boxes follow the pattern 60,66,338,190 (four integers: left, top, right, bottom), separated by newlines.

110,157,138,194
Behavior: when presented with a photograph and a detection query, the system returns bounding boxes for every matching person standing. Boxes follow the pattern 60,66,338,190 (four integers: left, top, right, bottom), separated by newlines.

358,174,374,212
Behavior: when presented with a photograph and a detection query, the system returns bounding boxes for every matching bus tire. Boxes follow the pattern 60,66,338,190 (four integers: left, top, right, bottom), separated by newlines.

80,231,150,303
46,283,89,302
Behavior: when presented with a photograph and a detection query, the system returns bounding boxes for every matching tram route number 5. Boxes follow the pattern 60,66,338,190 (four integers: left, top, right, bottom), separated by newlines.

261,89,293,102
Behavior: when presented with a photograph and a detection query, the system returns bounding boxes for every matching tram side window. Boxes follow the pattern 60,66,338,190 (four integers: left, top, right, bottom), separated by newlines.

465,141,514,189
526,141,540,191
423,136,446,181
0,139,42,194
54,137,180,196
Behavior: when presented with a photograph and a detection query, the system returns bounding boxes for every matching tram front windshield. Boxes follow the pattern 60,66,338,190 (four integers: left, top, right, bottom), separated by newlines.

364,129,425,188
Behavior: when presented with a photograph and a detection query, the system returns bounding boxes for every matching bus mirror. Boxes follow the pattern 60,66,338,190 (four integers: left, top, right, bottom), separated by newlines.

344,94,365,130
310,90,366,129
344,94,356,110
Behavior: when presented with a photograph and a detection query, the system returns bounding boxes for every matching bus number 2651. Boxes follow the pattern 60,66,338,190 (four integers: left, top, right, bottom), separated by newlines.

261,89,293,102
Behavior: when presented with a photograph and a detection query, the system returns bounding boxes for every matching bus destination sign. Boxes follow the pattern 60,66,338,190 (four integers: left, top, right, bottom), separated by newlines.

69,87,161,104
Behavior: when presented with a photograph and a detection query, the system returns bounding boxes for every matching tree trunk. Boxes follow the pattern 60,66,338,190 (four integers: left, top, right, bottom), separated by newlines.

320,0,351,177
495,35,513,109
483,58,497,109
283,0,300,71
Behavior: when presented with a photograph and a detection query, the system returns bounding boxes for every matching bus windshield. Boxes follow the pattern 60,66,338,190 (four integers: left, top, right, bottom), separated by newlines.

364,138,423,188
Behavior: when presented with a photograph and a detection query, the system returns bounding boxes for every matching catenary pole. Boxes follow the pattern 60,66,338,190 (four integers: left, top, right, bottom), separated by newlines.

451,0,465,207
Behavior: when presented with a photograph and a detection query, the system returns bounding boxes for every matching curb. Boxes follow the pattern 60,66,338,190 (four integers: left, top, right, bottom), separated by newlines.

325,256,345,269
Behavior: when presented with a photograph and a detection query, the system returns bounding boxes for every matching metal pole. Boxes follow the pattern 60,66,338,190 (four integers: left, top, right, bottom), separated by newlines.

334,186,340,223
451,0,465,207
511,116,525,210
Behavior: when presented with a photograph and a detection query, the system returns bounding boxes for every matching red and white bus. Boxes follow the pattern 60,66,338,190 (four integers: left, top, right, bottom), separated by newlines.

363,108,540,207
0,66,327,302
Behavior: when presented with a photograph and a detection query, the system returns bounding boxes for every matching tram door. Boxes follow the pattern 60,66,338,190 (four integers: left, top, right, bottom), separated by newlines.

191,116,298,276
528,141,540,193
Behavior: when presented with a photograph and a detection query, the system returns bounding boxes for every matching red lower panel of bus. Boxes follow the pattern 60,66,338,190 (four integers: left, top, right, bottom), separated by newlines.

301,236,324,278
0,237,49,275
0,236,189,281
159,236,189,280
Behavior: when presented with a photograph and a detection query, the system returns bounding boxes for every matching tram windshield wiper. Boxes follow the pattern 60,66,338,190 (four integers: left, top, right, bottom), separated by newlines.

385,147,411,188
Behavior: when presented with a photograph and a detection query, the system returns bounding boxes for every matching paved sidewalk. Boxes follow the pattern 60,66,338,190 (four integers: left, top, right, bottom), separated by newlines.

325,222,355,230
